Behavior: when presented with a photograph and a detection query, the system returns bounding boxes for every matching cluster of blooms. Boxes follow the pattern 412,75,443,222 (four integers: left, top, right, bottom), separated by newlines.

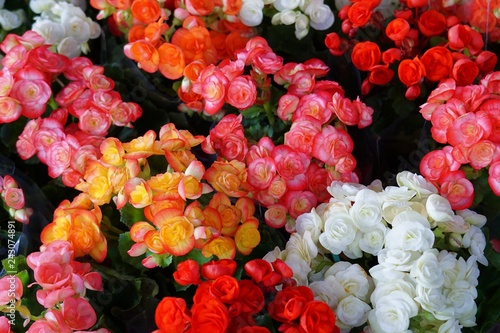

0,175,32,224
0,0,25,31
0,30,142,187
154,257,339,333
264,171,488,332
419,73,500,208
22,240,108,333
90,0,257,80
30,0,102,58
240,0,335,39
54,122,261,268
325,0,499,99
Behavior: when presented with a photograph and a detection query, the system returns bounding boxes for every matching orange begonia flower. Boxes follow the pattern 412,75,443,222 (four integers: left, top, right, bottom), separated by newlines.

201,236,236,259
159,216,195,256
235,219,260,255
171,26,218,66
123,130,162,159
158,43,186,80
123,40,159,73
127,24,146,43
130,0,162,24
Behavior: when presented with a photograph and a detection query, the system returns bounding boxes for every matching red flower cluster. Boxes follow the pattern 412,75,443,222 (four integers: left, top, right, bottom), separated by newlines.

419,73,500,209
325,0,498,100
155,258,338,333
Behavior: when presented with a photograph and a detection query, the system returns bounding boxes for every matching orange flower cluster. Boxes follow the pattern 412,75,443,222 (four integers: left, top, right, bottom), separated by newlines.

91,0,256,80
41,193,107,262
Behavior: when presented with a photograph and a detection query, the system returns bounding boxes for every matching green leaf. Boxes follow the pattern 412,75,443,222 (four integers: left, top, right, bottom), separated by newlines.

173,248,212,267
117,232,146,271
241,105,264,118
1,255,26,275
150,253,173,268
119,204,146,228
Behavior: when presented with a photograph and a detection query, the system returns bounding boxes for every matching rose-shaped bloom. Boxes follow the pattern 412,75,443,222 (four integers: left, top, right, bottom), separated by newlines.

284,116,322,155
358,222,387,256
452,59,479,86
398,57,425,86
351,41,381,71
155,297,191,333
202,259,237,280
190,298,230,333
295,208,323,243
312,125,354,166
462,226,488,266
210,275,240,303
396,171,438,199
448,24,472,51
347,1,373,27
410,249,445,289
417,10,447,37
374,249,422,274
300,300,339,333
319,212,357,254
226,75,257,110
368,291,418,332
385,18,410,41
368,65,394,85
336,295,371,329
0,275,22,305
420,46,453,82
349,189,382,229
61,297,96,331
385,211,434,252
204,160,251,198
438,171,475,210
268,285,315,323
174,259,201,286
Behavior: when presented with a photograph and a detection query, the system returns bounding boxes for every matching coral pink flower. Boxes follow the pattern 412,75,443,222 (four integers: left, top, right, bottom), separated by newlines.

287,71,315,97
284,116,322,156
247,157,277,190
293,93,331,124
78,108,112,136
192,65,229,115
420,147,460,182
312,125,354,166
0,96,22,123
488,161,500,195
226,75,257,110
0,275,23,305
0,316,10,333
283,190,318,219
264,204,288,228
11,79,51,118
277,93,300,121
438,170,474,210
446,112,492,147
272,145,310,184
468,140,496,170
61,297,97,331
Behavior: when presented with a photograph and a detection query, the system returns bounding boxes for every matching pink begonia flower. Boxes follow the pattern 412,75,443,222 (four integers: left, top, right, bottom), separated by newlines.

287,70,315,97
293,93,331,124
78,108,112,136
277,93,300,121
438,170,475,210
446,111,492,148
3,187,25,210
264,203,288,228
247,157,277,190
283,190,318,219
419,146,460,182
226,75,257,110
488,161,500,196
312,125,354,166
0,316,10,333
284,116,322,156
0,96,22,123
0,275,23,305
61,297,97,331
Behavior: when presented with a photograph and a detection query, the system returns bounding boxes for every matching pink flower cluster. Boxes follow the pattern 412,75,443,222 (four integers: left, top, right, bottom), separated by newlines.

0,31,142,187
419,72,500,209
25,240,106,333
0,175,32,224
203,112,372,230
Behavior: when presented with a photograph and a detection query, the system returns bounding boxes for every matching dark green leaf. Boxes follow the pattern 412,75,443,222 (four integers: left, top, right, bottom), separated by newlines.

119,204,146,228
117,232,147,271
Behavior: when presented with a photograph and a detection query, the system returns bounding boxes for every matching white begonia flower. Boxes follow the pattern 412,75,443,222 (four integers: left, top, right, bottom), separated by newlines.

272,9,297,25
462,225,488,266
359,222,388,256
325,261,352,277
285,252,312,286
335,264,373,301
319,212,357,255
30,0,57,13
61,15,91,44
438,319,463,333
336,295,371,329
317,200,350,223
343,231,363,259
375,248,422,273
456,209,487,228
448,232,463,248
263,246,285,263
414,284,446,315
309,276,343,308
368,291,418,333
88,20,102,39
410,249,445,289
238,0,264,27
436,214,470,234
31,19,65,45
446,286,476,320
304,0,334,30
0,9,23,31
464,255,480,287
350,189,383,230
327,181,367,204
369,275,416,306
273,0,302,11
57,36,81,58
457,300,477,327
379,185,416,202
396,171,438,199
382,201,427,224
295,208,323,243
426,194,455,223
295,14,309,39
385,211,434,252
285,230,318,264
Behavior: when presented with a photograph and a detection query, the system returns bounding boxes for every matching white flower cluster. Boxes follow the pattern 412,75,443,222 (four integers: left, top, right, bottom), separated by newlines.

238,0,334,40
265,171,488,333
0,0,26,31
29,0,101,58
